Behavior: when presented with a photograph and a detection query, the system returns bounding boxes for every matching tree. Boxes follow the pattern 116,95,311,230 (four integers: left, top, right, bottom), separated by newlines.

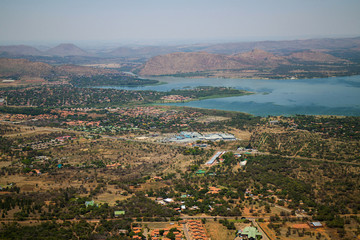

166,231,176,240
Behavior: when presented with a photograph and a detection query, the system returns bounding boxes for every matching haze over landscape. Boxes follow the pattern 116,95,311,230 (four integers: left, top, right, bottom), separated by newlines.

1,1,360,240
1,0,360,45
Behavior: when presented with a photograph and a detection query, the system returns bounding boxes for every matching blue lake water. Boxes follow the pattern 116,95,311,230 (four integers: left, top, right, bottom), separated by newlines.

97,75,360,116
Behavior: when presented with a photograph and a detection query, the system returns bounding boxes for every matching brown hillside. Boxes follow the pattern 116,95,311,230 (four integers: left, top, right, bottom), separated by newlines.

139,48,351,77
57,65,115,76
45,43,89,56
0,58,55,77
139,52,248,75
288,50,347,63
231,49,289,66
0,45,43,56
0,58,116,79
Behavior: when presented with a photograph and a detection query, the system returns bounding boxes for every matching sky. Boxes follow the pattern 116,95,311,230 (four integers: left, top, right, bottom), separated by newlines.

0,0,360,45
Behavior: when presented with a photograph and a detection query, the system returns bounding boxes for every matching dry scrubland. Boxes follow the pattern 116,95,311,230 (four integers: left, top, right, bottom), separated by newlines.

0,108,359,240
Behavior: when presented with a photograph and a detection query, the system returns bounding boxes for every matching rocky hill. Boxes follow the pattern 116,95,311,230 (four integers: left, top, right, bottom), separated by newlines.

1,36,359,59
0,45,43,56
139,52,248,75
45,43,90,57
109,46,180,58
287,50,348,63
0,58,55,78
139,49,356,78
0,58,115,79
201,37,360,54
0,43,90,58
231,49,289,66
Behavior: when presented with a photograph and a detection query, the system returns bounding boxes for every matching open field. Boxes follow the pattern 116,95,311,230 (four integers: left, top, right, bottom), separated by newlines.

205,220,236,240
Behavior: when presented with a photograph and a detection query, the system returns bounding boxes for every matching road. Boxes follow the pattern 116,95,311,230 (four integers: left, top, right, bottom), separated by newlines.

252,220,270,240
182,223,191,240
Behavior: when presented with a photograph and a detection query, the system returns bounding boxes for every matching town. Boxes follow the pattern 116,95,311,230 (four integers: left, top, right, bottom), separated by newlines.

0,99,359,239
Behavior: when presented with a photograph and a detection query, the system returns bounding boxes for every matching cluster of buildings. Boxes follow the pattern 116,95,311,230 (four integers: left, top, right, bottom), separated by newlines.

160,95,191,102
165,131,236,143
0,113,57,122
113,106,200,120
18,135,75,150
66,121,100,127
130,224,184,240
236,226,262,240
205,151,246,167
207,186,221,195
186,220,208,240
51,109,88,118
148,227,183,240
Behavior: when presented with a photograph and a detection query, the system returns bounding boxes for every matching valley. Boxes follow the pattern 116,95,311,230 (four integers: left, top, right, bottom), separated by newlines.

0,36,360,240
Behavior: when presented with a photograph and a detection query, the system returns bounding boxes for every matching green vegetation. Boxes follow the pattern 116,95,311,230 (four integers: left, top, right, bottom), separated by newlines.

0,84,359,239
1,85,251,108
70,74,159,87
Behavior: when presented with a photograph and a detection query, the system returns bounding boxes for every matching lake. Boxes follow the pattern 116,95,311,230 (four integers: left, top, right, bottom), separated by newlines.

97,75,360,116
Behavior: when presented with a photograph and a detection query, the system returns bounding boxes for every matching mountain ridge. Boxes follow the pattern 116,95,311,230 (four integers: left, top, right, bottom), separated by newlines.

0,58,115,79
139,49,356,78
1,36,360,58
45,43,90,57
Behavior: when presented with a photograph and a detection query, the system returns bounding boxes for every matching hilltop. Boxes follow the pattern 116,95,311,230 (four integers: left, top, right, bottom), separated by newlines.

0,45,43,56
1,36,360,59
139,49,355,78
139,52,244,76
0,58,55,78
0,58,115,79
0,36,359,78
45,43,90,57
201,36,360,54
0,43,90,57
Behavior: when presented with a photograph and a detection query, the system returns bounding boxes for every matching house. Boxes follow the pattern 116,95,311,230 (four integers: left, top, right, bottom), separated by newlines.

206,151,225,165
218,133,236,140
240,160,247,166
196,169,206,174
32,169,41,175
269,120,279,125
164,198,174,203
237,226,262,240
114,210,125,217
208,186,221,194
106,162,121,168
85,200,95,207
118,229,128,234
132,227,142,234
309,221,323,228
152,176,163,181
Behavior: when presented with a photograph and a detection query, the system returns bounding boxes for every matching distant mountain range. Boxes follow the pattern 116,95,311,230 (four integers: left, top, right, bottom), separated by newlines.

0,43,90,57
0,58,115,79
200,37,360,54
44,43,90,57
1,36,360,79
0,45,43,56
1,36,360,58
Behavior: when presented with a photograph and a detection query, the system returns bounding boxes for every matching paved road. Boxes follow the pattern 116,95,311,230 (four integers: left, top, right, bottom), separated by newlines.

182,223,191,240
252,220,270,240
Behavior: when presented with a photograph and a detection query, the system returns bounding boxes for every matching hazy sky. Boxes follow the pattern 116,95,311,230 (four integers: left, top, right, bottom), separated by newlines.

1,0,360,45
